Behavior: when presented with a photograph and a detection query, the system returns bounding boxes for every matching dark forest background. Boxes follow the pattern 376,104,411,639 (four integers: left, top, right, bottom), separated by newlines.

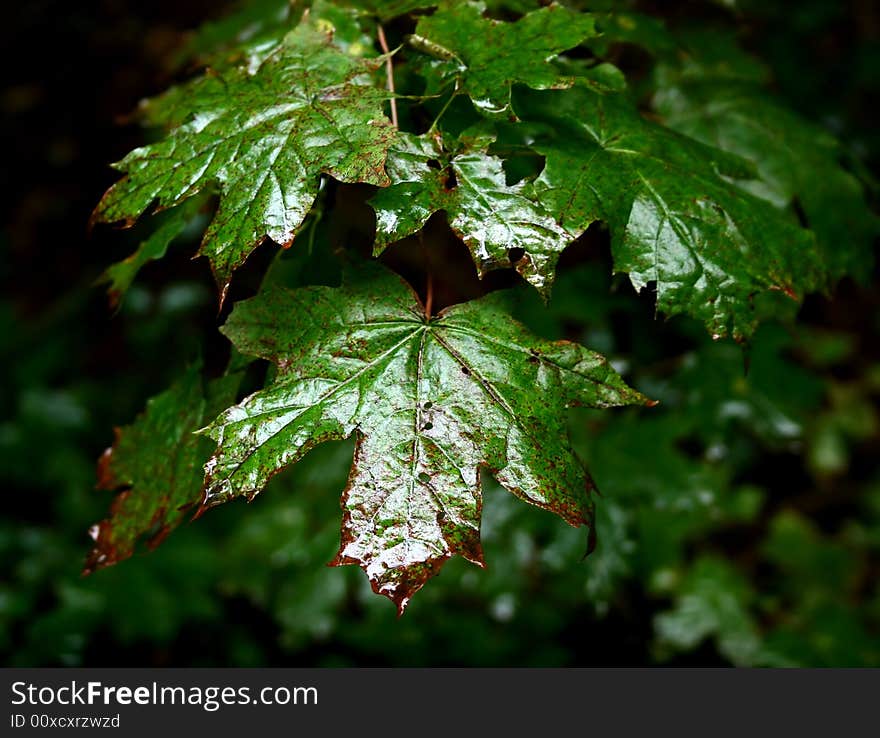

1,0,878,666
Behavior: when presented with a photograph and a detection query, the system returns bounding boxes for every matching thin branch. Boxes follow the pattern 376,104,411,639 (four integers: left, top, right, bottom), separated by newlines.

425,271,434,318
420,231,434,318
377,24,398,128
428,82,458,133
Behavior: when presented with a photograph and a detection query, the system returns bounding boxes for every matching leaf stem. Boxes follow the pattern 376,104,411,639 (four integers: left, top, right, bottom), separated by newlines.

377,24,398,128
420,231,433,318
428,83,457,133
425,271,434,318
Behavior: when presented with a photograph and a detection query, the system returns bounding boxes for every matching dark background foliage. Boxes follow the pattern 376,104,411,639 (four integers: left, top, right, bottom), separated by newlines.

1,0,878,666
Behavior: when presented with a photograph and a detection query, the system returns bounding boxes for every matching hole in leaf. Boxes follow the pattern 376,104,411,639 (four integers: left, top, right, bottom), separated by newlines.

423,401,433,409
461,366,471,375
507,247,525,263
501,152,546,186
444,166,457,190
422,421,434,430
418,472,431,484
427,159,442,170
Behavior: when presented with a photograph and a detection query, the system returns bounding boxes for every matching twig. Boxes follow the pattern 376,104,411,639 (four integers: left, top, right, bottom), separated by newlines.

425,271,434,318
420,231,433,318
428,83,457,133
377,24,398,128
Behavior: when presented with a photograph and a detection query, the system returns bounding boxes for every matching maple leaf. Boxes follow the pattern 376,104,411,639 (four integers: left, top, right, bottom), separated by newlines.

369,131,572,295
85,364,241,574
410,1,599,117
652,42,878,283
200,260,649,610
524,87,823,340
92,21,395,301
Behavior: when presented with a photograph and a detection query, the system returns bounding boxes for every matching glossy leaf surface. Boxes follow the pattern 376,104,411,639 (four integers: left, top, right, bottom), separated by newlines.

653,50,878,282
525,87,822,339
370,132,571,294
202,260,648,609
411,2,599,117
93,22,395,298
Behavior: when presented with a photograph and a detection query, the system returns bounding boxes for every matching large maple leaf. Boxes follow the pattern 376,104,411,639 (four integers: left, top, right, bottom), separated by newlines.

92,22,395,300
201,261,648,610
525,87,823,340
651,39,878,283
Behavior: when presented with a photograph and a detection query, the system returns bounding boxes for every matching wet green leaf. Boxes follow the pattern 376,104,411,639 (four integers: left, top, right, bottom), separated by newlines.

524,87,822,339
370,131,572,294
653,37,878,282
93,22,395,299
410,2,599,117
202,260,648,609
71,0,880,660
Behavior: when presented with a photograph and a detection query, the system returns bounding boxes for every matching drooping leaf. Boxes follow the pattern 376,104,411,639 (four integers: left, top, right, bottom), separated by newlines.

410,1,599,117
589,11,676,57
653,43,878,282
93,21,395,300
85,364,242,573
524,86,822,339
370,131,572,294
201,260,648,610
97,198,205,308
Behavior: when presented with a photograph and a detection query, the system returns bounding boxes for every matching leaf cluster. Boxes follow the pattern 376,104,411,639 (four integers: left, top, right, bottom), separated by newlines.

87,0,877,608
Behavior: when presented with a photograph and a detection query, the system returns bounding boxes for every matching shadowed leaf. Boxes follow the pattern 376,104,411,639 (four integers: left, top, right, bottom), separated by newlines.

97,198,205,308
85,365,242,573
653,36,878,282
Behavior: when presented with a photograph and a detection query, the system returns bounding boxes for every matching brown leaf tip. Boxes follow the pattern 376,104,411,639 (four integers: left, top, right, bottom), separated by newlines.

82,520,122,576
